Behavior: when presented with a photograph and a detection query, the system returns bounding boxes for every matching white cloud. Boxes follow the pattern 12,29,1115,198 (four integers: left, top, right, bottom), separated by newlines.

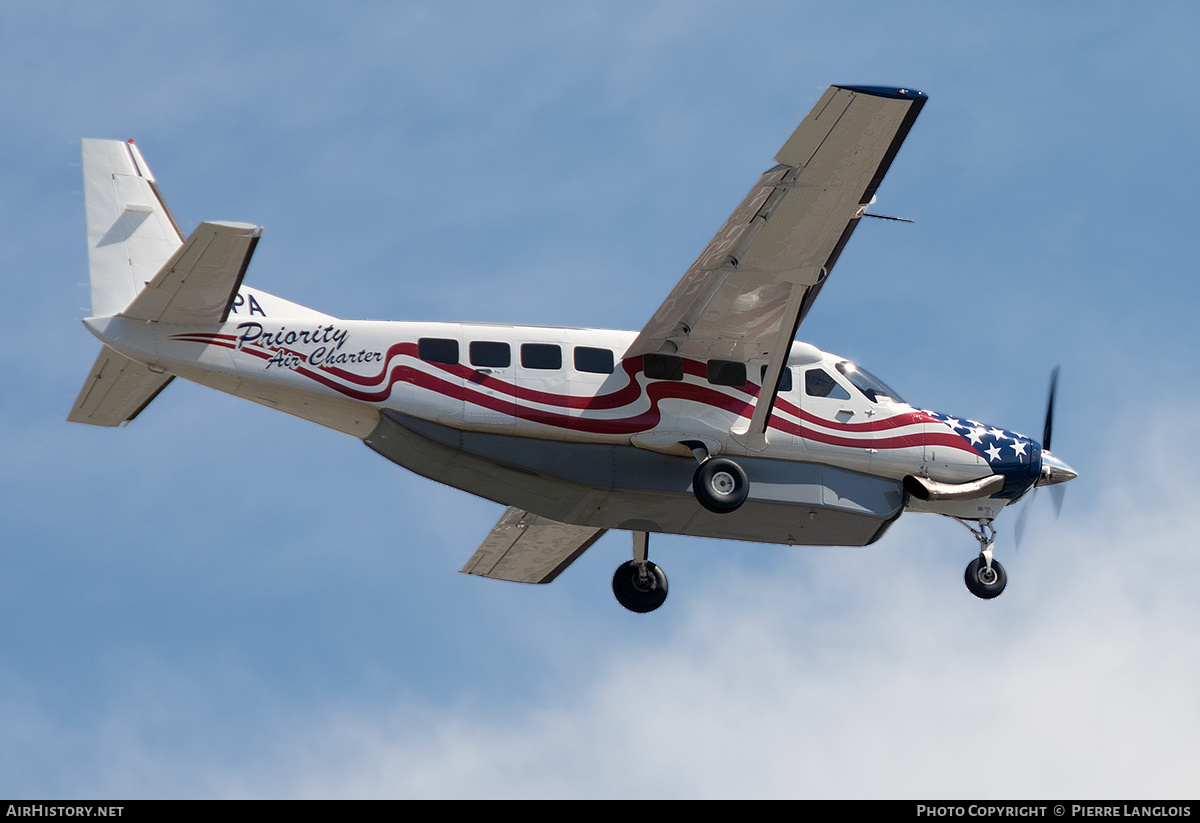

7,405,1193,799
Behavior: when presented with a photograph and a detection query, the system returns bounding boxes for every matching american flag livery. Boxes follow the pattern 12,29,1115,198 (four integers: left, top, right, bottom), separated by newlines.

922,411,1042,501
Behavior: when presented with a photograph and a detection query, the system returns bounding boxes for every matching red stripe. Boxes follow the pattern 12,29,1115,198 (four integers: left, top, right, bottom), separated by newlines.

169,332,980,453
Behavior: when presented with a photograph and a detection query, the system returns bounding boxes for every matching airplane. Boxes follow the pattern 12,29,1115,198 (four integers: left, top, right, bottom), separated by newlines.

69,84,1077,613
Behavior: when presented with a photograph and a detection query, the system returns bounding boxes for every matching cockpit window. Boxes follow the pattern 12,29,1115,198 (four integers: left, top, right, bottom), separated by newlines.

835,360,904,404
805,368,851,400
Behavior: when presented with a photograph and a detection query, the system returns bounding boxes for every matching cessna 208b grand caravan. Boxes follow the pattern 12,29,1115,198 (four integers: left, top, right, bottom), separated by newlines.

70,85,1076,612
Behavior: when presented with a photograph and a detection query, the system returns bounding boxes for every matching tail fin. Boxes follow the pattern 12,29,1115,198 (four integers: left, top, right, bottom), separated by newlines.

71,141,262,426
81,139,184,317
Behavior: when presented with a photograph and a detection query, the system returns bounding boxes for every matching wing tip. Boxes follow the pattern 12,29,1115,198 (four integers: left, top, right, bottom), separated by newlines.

835,85,928,101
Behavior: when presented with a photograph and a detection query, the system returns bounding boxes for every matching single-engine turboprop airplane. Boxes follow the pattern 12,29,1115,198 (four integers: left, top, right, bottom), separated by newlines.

70,85,1076,613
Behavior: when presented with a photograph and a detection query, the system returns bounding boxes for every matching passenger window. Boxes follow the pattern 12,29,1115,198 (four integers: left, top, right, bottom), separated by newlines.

469,341,510,368
574,346,614,375
707,360,746,387
521,343,562,370
760,364,793,393
805,368,851,400
418,337,458,365
643,353,684,381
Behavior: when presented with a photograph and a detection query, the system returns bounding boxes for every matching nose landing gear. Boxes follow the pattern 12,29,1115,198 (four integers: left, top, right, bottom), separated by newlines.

957,518,1008,600
965,556,1007,598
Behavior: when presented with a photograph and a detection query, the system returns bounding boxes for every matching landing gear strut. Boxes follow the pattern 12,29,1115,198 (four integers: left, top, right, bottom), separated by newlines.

957,518,1007,599
612,531,668,613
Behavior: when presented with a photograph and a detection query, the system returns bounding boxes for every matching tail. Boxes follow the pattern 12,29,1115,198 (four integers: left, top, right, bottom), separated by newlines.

69,140,262,426
81,139,184,318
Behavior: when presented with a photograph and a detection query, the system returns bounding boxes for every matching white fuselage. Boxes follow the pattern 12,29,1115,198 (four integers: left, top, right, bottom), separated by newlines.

86,287,997,515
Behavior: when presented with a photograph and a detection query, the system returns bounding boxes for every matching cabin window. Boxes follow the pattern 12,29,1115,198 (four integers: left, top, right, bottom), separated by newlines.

805,368,851,400
521,343,562,370
643,353,684,381
707,360,746,387
469,341,510,368
418,337,458,365
574,346,614,375
760,364,793,393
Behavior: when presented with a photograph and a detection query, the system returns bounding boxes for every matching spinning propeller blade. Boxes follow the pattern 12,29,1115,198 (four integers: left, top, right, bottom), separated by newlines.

1015,366,1071,548
1043,366,1058,453
1014,493,1034,548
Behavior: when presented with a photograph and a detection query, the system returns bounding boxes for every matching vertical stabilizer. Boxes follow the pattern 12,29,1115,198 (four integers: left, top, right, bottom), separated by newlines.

82,139,184,317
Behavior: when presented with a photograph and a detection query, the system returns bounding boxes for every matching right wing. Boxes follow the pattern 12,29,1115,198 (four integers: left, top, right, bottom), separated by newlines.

624,85,927,438
460,507,607,584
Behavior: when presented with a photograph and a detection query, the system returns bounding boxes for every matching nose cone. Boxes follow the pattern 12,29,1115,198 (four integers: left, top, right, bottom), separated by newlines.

1038,452,1078,487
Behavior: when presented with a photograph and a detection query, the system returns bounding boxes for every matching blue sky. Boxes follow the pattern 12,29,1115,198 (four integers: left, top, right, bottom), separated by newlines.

3,1,1199,798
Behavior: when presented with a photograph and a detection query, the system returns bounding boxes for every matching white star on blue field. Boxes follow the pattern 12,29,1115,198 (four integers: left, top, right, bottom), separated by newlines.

2,0,1200,799
924,412,1031,464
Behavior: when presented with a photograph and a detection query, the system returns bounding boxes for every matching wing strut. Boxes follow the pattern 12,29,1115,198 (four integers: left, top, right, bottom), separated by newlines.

739,281,813,446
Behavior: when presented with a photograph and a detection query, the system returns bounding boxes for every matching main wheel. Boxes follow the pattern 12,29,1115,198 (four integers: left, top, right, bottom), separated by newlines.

964,557,1007,599
692,457,749,514
612,560,668,613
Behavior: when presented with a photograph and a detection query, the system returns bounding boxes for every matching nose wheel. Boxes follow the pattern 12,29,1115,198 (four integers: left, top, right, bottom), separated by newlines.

957,518,1008,600
613,531,668,613
964,556,1007,599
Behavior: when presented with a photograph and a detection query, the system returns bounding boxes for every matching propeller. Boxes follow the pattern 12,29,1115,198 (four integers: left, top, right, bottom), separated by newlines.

1014,366,1075,547
1042,366,1058,453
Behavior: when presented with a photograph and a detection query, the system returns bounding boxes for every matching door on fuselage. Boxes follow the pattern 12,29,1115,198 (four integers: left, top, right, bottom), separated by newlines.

413,331,465,427
797,364,876,473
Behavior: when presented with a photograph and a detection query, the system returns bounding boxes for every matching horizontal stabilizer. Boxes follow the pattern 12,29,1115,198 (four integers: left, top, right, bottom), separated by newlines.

123,220,262,325
461,507,606,584
67,345,174,427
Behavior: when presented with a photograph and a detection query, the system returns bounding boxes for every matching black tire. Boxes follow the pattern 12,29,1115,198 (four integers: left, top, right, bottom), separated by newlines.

692,457,749,514
612,560,668,613
964,557,1007,599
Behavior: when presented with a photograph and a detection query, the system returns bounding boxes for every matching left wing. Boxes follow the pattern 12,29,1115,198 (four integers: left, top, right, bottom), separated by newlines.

624,85,926,437
460,507,606,584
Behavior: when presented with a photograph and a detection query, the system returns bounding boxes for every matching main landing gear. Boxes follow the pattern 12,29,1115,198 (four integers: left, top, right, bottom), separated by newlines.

957,518,1007,599
612,531,668,613
684,442,749,514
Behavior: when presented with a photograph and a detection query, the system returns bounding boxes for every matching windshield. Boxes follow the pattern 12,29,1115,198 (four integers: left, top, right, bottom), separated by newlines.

835,361,905,405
